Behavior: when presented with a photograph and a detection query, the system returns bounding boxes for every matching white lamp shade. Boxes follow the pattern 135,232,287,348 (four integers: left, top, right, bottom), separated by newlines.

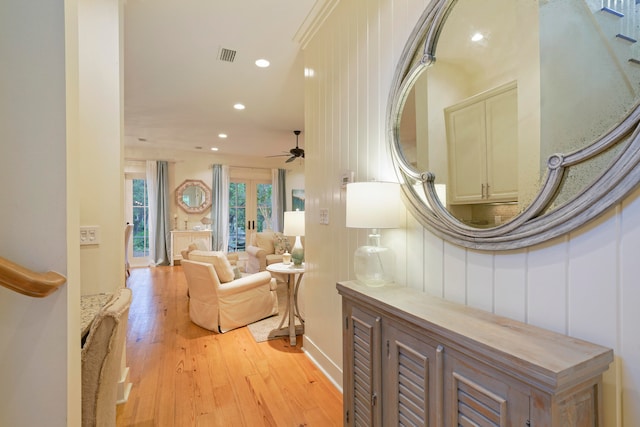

283,211,305,236
346,182,401,229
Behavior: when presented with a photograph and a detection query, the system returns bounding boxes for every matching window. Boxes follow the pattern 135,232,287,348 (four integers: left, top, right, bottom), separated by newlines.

125,175,151,266
131,179,150,257
228,179,272,252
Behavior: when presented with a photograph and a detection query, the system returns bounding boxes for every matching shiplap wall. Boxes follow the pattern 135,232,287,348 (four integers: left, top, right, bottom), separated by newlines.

301,0,640,425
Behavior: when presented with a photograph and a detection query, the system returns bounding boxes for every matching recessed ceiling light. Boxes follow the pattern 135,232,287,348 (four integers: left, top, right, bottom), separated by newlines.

255,59,270,68
471,32,484,42
210,147,219,151
195,146,203,150
218,133,227,138
234,103,245,110
138,137,147,142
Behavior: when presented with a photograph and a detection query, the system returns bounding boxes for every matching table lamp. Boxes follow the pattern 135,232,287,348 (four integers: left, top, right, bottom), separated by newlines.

283,210,305,266
346,181,401,286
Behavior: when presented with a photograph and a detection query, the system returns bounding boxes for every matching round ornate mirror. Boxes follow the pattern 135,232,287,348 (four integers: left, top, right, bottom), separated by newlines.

176,179,212,214
389,0,640,250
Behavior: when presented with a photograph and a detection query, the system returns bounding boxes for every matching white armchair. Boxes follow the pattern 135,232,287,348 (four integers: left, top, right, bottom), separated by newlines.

182,258,278,333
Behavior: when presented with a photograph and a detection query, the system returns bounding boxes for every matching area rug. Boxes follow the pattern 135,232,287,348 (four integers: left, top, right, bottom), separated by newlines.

247,281,302,343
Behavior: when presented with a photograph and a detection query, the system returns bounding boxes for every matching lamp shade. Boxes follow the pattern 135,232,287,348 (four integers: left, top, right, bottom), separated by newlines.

346,182,401,229
283,211,305,236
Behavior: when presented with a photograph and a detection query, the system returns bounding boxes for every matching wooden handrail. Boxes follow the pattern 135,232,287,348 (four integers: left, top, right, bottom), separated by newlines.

0,257,66,298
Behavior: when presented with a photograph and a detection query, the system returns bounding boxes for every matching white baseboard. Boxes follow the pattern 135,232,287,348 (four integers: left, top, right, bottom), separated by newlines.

116,366,131,405
302,335,343,394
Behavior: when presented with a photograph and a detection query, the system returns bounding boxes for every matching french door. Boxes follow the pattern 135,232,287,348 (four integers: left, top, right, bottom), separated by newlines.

124,174,152,267
228,179,272,252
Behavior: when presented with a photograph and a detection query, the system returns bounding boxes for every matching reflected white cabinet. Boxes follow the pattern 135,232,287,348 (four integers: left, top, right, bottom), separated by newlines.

446,82,518,204
170,230,212,266
337,281,613,427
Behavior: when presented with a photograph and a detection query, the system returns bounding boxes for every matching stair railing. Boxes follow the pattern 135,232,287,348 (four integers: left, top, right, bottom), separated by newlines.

0,256,66,298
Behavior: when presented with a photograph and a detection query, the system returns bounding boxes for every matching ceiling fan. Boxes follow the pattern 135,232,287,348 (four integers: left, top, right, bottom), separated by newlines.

268,130,304,163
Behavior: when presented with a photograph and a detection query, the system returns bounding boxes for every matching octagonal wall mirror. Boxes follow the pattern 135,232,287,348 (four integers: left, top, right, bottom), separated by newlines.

389,0,640,250
176,180,212,214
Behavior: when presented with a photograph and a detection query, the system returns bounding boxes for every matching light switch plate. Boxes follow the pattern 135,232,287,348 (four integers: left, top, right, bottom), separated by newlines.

80,226,101,246
319,208,329,225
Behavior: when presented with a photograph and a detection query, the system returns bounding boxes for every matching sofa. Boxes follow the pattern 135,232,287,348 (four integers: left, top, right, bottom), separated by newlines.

246,230,301,273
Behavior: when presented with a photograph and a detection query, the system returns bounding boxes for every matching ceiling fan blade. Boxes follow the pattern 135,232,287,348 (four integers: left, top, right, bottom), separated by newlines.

266,154,290,158
285,156,296,163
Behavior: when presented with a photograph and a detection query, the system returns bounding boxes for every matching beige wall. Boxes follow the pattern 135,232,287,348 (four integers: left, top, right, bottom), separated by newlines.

78,0,125,296
125,147,304,231
302,1,640,425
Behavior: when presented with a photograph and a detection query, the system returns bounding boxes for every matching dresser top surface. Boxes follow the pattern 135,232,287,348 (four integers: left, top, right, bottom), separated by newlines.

337,281,613,390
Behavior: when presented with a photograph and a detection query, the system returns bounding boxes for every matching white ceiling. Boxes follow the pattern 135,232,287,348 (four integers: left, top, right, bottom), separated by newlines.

123,0,323,159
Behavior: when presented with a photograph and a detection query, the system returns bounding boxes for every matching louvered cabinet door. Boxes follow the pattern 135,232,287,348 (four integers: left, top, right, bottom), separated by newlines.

343,304,382,426
443,350,530,427
383,324,438,426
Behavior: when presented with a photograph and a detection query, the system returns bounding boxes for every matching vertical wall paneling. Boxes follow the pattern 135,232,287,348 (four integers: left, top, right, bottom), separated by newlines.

423,227,445,296
493,251,527,322
442,242,466,303
566,211,618,348
526,238,569,335
466,250,494,313
303,0,636,425
620,186,640,426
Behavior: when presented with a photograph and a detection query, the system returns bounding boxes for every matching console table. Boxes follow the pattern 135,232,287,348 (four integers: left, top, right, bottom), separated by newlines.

337,281,613,426
169,230,212,266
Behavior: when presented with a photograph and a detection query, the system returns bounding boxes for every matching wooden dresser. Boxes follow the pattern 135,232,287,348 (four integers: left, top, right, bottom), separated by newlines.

337,281,613,426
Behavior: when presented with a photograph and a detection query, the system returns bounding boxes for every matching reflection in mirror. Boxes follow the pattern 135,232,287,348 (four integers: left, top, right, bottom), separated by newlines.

176,180,212,214
390,0,640,249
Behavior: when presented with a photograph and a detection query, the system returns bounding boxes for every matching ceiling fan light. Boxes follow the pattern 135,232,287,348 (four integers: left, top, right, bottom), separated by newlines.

255,59,270,68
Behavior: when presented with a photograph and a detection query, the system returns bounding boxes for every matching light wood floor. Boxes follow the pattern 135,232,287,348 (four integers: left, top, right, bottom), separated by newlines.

116,266,343,426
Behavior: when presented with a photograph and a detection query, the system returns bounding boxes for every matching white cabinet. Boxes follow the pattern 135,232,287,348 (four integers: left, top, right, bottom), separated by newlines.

170,230,212,266
446,82,518,204
337,281,613,427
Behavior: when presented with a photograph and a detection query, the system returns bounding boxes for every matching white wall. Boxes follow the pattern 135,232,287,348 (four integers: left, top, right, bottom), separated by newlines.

0,1,81,425
302,1,640,425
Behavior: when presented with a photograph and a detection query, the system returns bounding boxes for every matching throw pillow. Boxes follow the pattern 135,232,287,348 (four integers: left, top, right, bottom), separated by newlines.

187,251,235,283
210,252,235,283
273,232,291,255
194,239,209,251
232,266,242,280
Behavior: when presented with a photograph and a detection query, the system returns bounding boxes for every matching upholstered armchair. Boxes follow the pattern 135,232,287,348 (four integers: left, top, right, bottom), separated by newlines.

181,256,278,333
82,287,132,427
246,230,298,273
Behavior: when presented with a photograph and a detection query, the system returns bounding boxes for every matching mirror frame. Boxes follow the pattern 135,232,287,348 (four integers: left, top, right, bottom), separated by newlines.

176,179,212,214
389,0,640,250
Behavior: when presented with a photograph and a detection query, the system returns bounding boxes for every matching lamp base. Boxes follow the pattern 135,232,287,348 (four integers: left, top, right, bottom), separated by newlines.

291,236,304,266
354,244,394,287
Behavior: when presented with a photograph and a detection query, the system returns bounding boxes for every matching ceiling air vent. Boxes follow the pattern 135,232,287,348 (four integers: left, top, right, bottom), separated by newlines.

219,47,237,63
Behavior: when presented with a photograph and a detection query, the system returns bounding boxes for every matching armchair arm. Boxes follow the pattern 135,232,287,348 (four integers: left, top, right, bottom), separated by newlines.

216,271,274,296
245,245,267,273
